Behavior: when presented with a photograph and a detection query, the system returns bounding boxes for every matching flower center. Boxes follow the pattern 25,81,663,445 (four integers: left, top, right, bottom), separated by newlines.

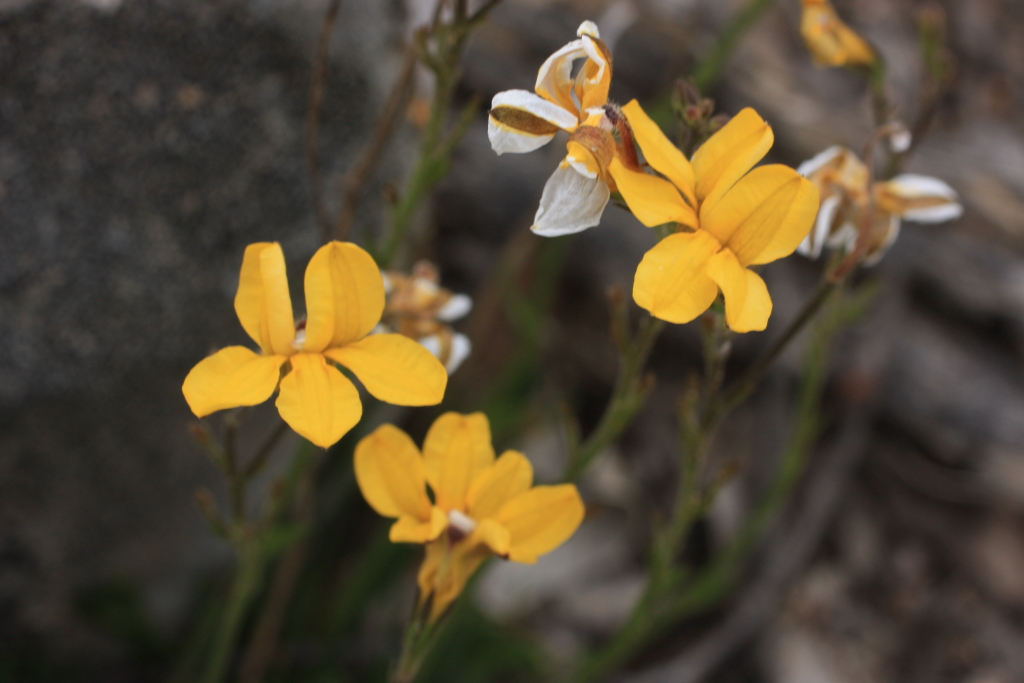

291,319,307,351
446,509,477,543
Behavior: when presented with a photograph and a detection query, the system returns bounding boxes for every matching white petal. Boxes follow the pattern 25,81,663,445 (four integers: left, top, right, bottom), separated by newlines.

531,164,610,237
577,20,600,38
380,271,393,294
863,215,901,267
371,323,390,335
797,145,847,178
798,194,841,259
884,174,963,223
886,174,959,201
490,89,579,131
419,334,442,358
488,119,554,156
437,294,472,322
902,202,963,223
446,333,471,373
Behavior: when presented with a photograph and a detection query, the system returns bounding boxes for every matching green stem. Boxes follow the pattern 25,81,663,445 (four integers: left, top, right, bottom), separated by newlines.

692,0,776,90
202,541,264,683
563,315,665,482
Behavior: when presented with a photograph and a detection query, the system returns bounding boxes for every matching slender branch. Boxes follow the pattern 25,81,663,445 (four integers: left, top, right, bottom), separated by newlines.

237,465,317,683
306,0,343,243
244,419,290,479
334,46,418,241
202,541,264,683
563,315,664,482
716,279,837,415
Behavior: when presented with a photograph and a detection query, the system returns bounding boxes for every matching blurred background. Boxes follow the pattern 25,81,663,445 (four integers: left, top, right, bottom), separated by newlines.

3,0,1024,681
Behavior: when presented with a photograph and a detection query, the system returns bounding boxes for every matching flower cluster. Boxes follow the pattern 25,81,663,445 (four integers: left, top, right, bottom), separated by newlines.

488,21,627,236
378,261,472,373
182,242,447,448
489,22,819,333
796,145,962,265
355,412,584,621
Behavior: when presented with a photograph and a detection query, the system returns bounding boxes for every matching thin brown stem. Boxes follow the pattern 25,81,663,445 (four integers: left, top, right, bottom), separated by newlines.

334,47,418,241
306,0,343,243
715,279,838,418
243,419,290,479
237,466,317,683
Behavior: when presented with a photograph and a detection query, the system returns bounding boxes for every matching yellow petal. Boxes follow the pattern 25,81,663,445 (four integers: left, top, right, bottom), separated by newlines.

700,165,819,266
302,241,385,353
389,507,448,544
234,243,296,356
473,519,511,557
632,230,720,324
608,157,697,229
324,333,447,406
495,484,585,564
621,99,696,205
422,412,495,512
275,353,362,449
576,34,611,111
691,108,773,219
748,175,820,265
354,423,433,520
705,249,772,332
466,450,534,521
182,346,285,417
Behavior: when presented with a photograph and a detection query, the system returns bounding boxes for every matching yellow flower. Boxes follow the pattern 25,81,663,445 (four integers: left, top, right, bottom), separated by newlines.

606,101,819,332
354,412,585,622
488,20,625,236
800,0,877,68
182,242,447,449
379,261,472,373
796,145,962,265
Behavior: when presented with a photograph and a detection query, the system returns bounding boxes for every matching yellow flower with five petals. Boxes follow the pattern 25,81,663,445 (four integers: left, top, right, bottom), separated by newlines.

354,412,585,622
607,101,819,332
182,241,447,448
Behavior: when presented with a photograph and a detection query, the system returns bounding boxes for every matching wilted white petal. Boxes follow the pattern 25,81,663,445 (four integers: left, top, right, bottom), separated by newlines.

579,35,607,87
535,40,588,112
863,215,901,267
380,271,393,294
884,174,963,223
827,220,859,254
532,164,610,237
371,323,391,335
446,333,471,373
488,90,579,156
798,194,842,259
488,118,554,155
437,294,472,322
797,145,846,177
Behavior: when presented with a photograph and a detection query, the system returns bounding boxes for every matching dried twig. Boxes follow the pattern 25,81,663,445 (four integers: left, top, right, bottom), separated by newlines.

306,0,343,243
334,47,418,241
